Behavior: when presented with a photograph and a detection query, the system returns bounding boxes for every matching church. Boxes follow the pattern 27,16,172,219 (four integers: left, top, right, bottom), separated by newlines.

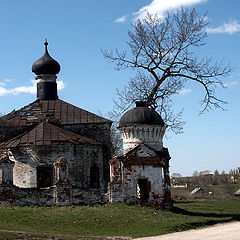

0,41,112,205
108,101,172,208
0,42,172,207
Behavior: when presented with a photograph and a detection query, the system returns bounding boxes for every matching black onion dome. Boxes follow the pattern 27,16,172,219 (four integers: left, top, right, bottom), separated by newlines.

119,101,164,127
32,41,61,75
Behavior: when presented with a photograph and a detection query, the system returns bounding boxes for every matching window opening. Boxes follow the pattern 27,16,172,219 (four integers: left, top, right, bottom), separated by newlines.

37,166,53,188
90,166,100,188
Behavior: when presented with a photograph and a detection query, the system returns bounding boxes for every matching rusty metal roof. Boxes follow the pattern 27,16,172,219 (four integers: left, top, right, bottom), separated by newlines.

0,121,101,148
0,99,111,127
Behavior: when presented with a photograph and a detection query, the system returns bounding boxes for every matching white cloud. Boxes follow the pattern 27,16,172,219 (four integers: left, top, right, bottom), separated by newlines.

0,87,9,96
178,88,192,95
223,81,239,88
206,19,240,35
0,78,13,87
0,79,66,96
134,0,207,20
57,80,66,90
11,82,36,95
115,15,127,23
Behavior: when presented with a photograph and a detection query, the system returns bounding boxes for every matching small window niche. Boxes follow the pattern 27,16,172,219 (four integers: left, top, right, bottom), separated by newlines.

90,165,100,188
37,166,53,188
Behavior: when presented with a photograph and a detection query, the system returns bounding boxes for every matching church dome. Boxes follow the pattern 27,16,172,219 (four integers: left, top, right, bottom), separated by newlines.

119,101,164,127
32,40,61,75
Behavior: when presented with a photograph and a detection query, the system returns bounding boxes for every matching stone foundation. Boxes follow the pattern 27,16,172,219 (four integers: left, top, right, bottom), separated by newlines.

0,184,107,206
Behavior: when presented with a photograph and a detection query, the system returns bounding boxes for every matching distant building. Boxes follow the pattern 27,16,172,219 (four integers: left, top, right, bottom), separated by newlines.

172,183,188,188
190,187,204,195
108,101,172,208
0,41,112,206
199,170,213,176
234,189,240,197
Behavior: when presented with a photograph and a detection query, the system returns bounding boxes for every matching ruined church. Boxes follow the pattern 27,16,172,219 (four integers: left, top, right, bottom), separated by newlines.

108,101,172,208
0,41,112,205
0,42,171,207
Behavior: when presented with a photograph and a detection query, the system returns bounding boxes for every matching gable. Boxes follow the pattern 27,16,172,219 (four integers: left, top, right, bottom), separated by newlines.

135,144,157,158
111,144,170,168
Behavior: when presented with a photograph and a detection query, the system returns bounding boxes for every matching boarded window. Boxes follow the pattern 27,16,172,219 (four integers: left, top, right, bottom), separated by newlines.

90,166,100,188
37,166,53,188
137,179,149,201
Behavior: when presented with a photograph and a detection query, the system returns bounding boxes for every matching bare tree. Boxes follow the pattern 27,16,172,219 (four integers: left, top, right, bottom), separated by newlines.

171,173,182,178
192,171,199,177
110,120,123,155
103,8,233,134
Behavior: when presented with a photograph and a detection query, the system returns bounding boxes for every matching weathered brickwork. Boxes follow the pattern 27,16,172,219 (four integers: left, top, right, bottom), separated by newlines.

122,165,164,204
0,185,107,206
109,144,171,208
0,142,108,206
0,104,112,206
120,125,167,153
62,122,112,188
8,144,103,189
109,101,172,208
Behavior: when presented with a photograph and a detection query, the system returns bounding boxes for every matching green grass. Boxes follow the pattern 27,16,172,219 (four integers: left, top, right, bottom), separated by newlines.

0,199,239,239
172,184,240,200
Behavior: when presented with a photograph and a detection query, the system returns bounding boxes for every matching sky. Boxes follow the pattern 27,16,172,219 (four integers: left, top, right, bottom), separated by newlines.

0,0,239,176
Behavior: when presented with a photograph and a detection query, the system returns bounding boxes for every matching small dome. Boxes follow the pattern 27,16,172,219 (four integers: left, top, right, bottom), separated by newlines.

119,101,164,127
32,40,61,75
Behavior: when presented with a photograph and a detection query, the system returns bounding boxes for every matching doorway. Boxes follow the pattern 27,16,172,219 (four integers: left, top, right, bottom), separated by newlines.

137,179,149,200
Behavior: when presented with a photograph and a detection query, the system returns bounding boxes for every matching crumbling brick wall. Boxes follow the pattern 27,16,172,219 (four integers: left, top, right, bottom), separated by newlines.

62,122,112,189
122,166,164,204
108,144,172,207
8,143,104,191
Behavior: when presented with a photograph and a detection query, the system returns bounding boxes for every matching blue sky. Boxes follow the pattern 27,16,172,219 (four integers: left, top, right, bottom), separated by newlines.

0,0,239,176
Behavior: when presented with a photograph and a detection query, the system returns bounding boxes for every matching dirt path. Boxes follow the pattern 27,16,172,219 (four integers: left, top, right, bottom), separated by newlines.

135,221,240,240
0,229,129,240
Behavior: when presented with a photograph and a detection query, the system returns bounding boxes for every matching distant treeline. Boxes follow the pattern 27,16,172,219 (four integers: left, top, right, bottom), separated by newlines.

171,168,240,187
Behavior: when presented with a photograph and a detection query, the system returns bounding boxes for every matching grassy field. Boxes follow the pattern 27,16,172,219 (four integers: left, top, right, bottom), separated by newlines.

172,184,240,200
0,198,239,239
